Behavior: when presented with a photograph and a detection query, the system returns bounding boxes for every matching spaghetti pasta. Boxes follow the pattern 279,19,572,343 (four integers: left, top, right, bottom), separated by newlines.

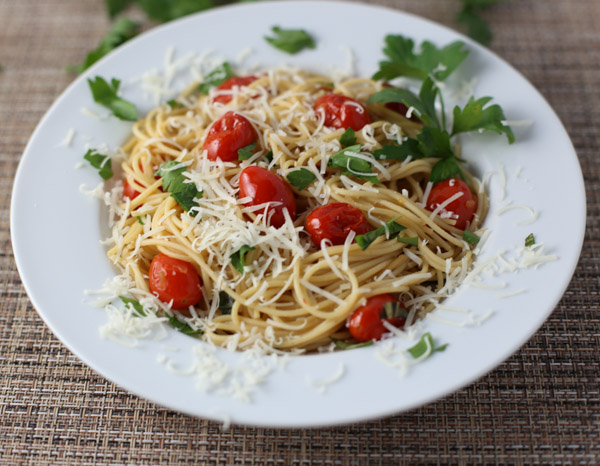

107,66,488,351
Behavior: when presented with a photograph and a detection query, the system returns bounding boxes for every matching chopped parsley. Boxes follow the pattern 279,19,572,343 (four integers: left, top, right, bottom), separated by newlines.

167,99,184,108
429,155,464,185
456,0,506,45
167,313,203,335
328,145,380,185
136,215,145,225
119,296,146,317
525,233,535,247
237,141,257,161
230,245,255,274
83,149,113,180
198,62,233,95
154,161,202,215
462,229,480,245
219,291,234,315
87,76,138,121
356,219,407,251
452,96,515,143
339,128,357,146
264,26,316,54
68,18,139,73
286,168,316,191
407,332,448,359
397,236,419,246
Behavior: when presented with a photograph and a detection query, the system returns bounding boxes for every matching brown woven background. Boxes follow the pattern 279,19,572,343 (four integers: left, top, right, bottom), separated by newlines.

1,0,599,463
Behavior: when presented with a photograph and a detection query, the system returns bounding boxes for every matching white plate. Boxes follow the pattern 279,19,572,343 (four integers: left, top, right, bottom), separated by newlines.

11,1,585,427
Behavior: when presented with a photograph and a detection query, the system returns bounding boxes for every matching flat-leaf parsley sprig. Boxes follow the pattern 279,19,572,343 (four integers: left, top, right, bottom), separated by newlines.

369,34,514,185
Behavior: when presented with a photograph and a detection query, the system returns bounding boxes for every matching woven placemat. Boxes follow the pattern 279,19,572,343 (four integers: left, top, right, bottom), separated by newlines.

1,0,599,463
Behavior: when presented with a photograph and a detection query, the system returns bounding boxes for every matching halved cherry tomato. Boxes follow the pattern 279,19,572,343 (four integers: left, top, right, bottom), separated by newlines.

348,294,407,342
314,94,371,131
426,178,477,230
238,166,297,228
213,75,259,104
123,179,139,200
203,111,257,162
149,253,203,315
306,202,370,246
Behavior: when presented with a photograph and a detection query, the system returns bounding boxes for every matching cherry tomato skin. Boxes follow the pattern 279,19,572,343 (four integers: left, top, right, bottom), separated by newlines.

314,94,371,131
348,294,406,342
203,111,257,162
148,253,203,314
213,75,259,104
306,203,371,246
123,179,139,200
238,166,297,228
427,178,478,230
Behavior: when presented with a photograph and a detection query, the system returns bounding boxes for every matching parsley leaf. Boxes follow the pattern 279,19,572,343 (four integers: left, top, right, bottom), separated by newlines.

417,127,454,158
106,0,133,18
397,236,419,246
264,26,316,54
154,161,202,215
119,296,146,316
198,62,233,95
219,291,234,315
83,149,113,180
237,141,257,161
286,168,317,191
429,155,464,185
136,0,214,22
407,332,448,359
452,96,515,143
457,0,506,45
373,35,469,82
372,139,425,161
167,313,203,335
328,145,380,185
230,245,255,274
136,216,145,225
462,230,480,244
340,128,357,146
355,219,407,251
330,338,374,350
525,233,535,247
69,18,139,74
167,99,184,108
367,78,440,128
88,76,138,121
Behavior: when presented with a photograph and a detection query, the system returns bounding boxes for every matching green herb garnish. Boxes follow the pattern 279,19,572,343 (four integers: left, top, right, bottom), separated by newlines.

372,35,469,82
219,291,234,315
87,76,138,121
167,99,184,108
198,62,233,95
356,219,407,251
106,0,132,18
136,0,214,22
429,155,464,185
136,216,145,225
397,236,419,246
328,145,380,185
264,26,316,54
69,18,139,73
452,96,515,143
339,128,357,146
237,141,257,161
462,229,480,244
119,296,146,317
457,0,506,45
230,245,255,274
525,233,535,247
286,168,316,191
154,161,202,215
331,338,374,350
83,149,113,180
167,314,203,335
407,332,447,359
